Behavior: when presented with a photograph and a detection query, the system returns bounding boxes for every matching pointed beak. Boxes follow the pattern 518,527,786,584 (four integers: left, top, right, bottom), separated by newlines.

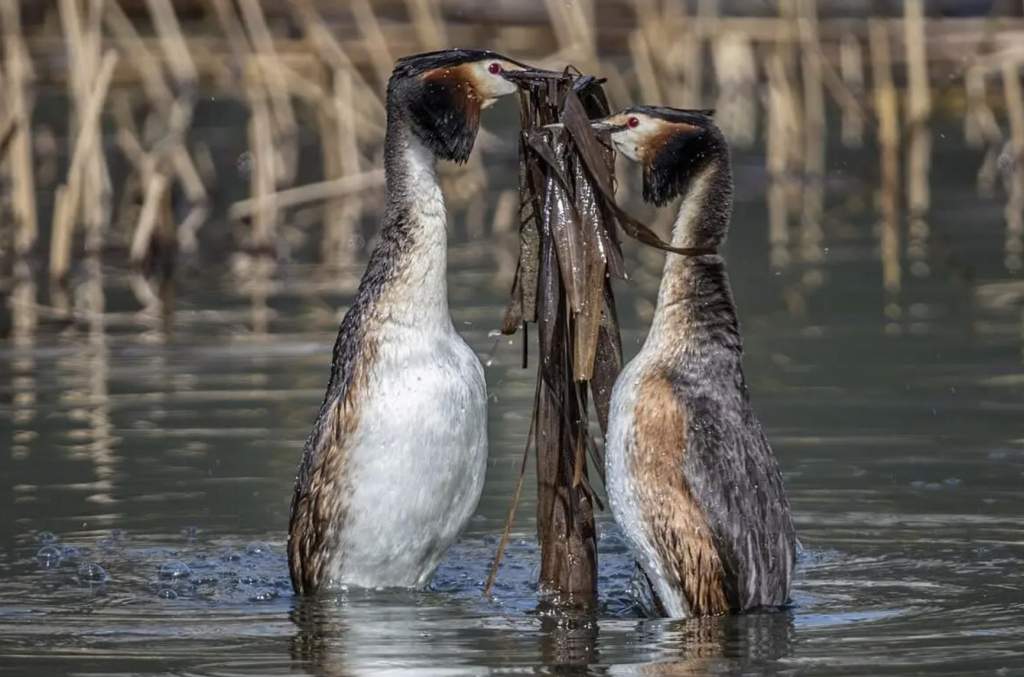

590,119,627,134
499,65,562,83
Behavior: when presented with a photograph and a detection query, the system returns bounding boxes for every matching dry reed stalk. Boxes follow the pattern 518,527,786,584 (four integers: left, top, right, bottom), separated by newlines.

209,0,251,68
491,189,517,233
107,1,207,232
230,170,385,221
797,0,824,265
316,68,343,264
248,92,278,253
904,0,931,277
543,0,596,69
104,0,173,105
628,29,663,104
323,68,365,265
291,0,386,125
147,0,209,258
765,50,800,269
964,65,1001,149
49,50,119,284
869,20,902,313
1001,59,1024,272
61,0,113,253
712,32,756,147
406,0,448,51
679,0,711,105
129,173,170,265
839,34,865,146
1,0,38,259
238,0,298,185
351,0,395,86
146,0,197,85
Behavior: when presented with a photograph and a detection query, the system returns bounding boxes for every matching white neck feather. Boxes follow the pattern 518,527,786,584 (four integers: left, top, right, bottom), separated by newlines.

644,168,714,347
383,134,451,331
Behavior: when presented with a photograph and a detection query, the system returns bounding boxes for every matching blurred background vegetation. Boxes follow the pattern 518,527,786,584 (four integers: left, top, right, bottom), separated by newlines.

1,0,1023,337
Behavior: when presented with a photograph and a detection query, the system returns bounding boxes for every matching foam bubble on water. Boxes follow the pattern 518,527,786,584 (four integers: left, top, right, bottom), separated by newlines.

36,531,58,545
158,588,178,600
36,545,63,568
159,560,192,580
77,562,109,584
245,542,270,557
249,589,278,603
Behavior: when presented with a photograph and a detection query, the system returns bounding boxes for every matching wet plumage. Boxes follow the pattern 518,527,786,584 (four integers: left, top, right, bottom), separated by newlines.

287,50,523,594
601,108,796,617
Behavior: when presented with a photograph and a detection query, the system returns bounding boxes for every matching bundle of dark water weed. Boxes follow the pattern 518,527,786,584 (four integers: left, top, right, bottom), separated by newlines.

484,67,684,604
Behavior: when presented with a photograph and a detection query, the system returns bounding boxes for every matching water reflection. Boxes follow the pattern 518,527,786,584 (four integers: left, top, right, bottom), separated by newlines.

286,592,795,673
9,262,37,463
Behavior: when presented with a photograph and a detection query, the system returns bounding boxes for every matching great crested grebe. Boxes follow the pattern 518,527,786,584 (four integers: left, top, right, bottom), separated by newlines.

288,49,525,594
594,107,796,617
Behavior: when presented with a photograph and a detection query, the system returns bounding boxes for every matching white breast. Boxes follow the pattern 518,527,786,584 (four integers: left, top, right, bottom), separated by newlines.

325,320,488,588
320,132,487,589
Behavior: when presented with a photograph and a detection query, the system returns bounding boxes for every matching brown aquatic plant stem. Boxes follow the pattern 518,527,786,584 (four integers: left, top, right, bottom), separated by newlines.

494,67,711,605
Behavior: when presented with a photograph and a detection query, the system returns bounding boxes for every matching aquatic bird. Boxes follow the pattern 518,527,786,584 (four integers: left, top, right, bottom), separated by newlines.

288,49,526,594
594,107,796,617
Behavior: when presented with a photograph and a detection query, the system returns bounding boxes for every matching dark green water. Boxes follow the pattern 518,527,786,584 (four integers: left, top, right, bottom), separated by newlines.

1,117,1023,675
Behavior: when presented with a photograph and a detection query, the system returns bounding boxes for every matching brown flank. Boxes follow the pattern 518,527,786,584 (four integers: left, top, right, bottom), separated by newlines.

288,333,379,594
630,371,730,616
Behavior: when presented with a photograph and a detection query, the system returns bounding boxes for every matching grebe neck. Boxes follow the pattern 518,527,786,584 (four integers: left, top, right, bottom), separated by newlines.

645,159,741,364
369,116,451,329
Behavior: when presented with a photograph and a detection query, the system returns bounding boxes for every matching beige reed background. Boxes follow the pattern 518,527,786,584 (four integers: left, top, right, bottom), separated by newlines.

1,0,1024,330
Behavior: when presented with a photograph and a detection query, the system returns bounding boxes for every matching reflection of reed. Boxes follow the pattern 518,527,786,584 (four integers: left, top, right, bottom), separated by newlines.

1002,60,1024,273
10,262,37,461
59,257,118,512
839,33,865,147
798,0,825,269
904,0,931,279
765,49,799,270
870,20,902,329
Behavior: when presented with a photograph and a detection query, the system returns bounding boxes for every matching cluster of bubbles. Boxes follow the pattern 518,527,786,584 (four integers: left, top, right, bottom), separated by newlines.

33,529,289,604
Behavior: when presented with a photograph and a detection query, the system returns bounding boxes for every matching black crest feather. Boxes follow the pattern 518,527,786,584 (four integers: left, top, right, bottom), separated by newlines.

634,108,725,207
388,49,510,163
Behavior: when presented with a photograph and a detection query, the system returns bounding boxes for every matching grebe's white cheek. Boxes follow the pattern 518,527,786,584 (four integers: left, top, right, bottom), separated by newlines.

613,136,642,162
469,61,518,99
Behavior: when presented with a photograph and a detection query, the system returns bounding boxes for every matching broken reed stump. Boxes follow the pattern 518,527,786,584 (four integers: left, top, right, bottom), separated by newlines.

500,70,621,605
485,67,698,605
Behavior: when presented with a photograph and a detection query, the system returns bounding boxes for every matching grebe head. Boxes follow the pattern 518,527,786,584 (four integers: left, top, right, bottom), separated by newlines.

388,49,527,164
592,107,723,207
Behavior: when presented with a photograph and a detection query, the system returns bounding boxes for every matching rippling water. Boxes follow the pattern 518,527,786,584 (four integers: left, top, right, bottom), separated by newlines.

2,119,1023,674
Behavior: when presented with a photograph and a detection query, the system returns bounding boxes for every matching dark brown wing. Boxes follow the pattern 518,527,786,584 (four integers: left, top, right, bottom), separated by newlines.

288,399,352,594
681,389,797,610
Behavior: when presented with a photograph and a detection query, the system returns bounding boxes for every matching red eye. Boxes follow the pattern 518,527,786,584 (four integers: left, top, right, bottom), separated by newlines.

488,62,502,75
627,116,640,128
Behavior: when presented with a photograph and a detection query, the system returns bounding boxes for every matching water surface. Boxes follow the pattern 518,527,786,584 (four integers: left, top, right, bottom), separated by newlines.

1,121,1023,675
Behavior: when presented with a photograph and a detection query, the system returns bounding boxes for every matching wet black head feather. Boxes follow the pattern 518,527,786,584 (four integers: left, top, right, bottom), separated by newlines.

388,49,512,163
630,107,726,207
